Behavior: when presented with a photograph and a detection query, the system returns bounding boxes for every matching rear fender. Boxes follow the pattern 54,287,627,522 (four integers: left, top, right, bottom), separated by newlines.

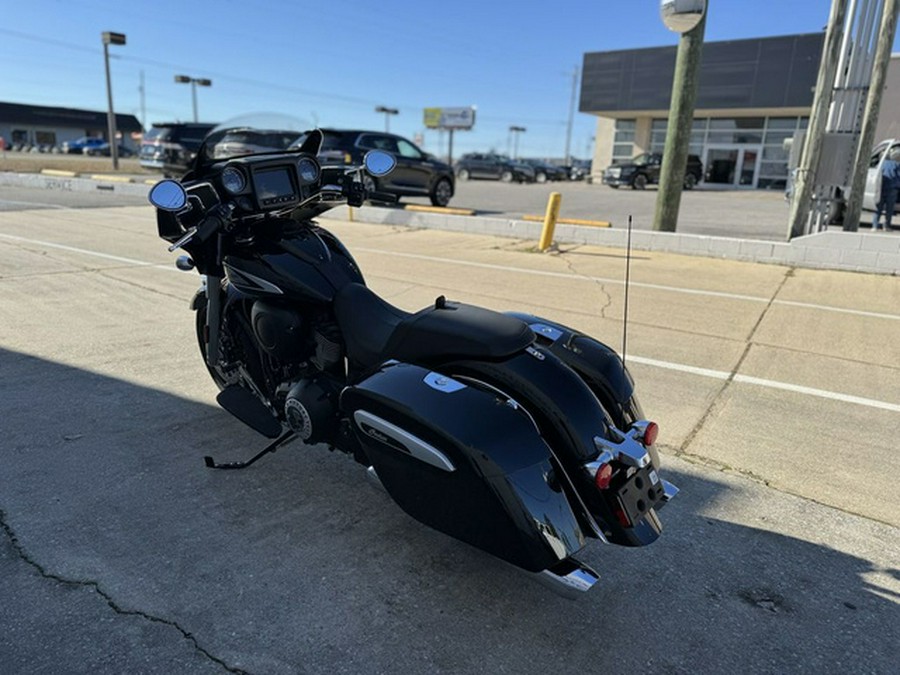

507,312,640,428
340,361,588,573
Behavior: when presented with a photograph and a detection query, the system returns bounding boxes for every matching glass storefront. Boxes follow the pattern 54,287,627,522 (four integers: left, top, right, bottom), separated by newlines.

648,116,808,189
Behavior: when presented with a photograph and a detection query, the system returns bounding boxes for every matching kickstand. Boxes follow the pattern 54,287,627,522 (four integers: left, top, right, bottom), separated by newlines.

204,430,297,470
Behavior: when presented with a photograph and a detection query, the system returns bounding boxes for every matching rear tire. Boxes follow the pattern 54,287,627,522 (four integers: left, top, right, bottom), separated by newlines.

457,168,470,181
500,170,514,183
683,173,697,190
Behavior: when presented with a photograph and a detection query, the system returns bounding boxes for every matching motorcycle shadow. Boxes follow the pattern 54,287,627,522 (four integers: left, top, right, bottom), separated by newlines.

1,347,897,674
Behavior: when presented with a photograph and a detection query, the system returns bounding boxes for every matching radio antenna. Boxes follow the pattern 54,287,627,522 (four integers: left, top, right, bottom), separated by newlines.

622,215,633,366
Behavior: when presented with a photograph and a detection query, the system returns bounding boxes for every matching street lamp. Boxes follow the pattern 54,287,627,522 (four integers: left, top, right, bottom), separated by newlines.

101,31,126,170
652,0,707,233
509,125,526,159
175,75,212,123
375,106,399,132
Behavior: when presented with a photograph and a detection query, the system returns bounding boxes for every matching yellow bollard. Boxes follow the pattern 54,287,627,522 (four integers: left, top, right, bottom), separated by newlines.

538,192,562,251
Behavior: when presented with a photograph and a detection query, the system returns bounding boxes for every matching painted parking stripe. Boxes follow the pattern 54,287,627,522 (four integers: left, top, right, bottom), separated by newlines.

353,247,900,321
2,232,898,413
627,355,900,413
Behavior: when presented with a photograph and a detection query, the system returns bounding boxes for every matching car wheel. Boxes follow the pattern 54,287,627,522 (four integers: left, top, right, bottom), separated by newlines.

457,168,470,181
632,174,648,190
608,184,619,189
683,173,697,190
430,178,453,207
535,171,547,184
500,170,514,183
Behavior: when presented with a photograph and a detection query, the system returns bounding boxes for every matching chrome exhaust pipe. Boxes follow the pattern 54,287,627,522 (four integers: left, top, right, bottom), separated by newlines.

655,479,679,510
533,558,600,599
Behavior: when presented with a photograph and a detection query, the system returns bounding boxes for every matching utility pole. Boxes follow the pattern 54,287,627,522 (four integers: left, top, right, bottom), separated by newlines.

509,125,526,159
653,1,707,233
101,31,126,170
375,106,399,132
787,0,849,239
564,66,579,165
843,0,900,231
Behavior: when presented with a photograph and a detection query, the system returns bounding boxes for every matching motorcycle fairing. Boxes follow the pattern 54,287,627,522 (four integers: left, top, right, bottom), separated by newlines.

340,361,587,573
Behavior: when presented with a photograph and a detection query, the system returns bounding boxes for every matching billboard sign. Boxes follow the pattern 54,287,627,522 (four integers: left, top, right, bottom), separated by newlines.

423,106,476,130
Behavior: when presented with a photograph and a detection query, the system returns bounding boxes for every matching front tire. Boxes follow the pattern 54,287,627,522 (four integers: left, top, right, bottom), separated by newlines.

430,177,453,207
500,170,514,183
632,174,648,190
195,299,230,390
683,173,697,190
457,168,470,181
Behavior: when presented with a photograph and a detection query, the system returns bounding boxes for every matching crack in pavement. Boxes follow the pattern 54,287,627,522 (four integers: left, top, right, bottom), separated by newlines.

558,244,615,320
0,508,250,675
677,268,796,456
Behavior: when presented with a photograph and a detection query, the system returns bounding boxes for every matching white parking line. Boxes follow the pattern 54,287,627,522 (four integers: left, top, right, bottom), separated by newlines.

627,356,900,413
353,247,900,321
2,232,898,413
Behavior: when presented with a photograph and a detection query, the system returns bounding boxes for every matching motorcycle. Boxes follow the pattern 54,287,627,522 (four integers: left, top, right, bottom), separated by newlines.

148,122,678,597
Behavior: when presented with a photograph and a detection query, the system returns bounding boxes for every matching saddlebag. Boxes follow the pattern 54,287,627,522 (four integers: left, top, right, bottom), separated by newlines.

340,362,587,573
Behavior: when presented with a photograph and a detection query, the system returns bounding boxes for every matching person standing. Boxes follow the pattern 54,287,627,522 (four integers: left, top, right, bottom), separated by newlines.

873,147,900,231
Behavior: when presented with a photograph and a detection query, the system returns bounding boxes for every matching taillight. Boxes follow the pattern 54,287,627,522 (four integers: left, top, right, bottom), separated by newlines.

641,421,659,446
594,462,613,490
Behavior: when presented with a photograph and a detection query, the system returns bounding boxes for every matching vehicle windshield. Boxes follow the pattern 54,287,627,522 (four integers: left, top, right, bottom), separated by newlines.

632,153,650,166
195,113,311,166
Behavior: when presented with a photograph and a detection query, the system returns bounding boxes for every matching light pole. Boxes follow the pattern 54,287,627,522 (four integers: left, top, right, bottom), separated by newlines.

175,75,212,123
652,0,707,233
509,125,526,159
101,31,126,170
375,106,399,132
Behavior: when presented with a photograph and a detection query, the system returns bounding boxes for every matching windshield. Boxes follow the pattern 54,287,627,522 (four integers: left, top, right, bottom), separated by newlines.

632,153,650,166
195,113,312,166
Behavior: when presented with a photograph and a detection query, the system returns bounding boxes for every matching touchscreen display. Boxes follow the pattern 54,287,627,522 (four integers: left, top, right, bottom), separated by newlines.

255,168,295,201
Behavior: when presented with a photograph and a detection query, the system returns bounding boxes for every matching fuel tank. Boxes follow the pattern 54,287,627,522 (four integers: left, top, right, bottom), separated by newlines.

341,361,588,573
224,222,364,304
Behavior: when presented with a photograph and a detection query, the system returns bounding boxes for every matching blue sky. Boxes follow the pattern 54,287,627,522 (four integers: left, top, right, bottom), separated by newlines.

2,0,893,159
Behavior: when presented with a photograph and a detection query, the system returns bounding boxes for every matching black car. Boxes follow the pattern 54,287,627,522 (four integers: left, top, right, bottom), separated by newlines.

304,129,455,207
84,143,136,157
454,153,536,183
603,152,703,190
140,122,218,176
520,158,568,183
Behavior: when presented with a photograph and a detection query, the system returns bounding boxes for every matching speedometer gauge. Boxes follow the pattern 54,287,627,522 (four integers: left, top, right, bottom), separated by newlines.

297,157,320,184
221,166,246,194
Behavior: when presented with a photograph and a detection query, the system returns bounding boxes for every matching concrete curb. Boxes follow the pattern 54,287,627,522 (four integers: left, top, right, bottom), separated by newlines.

1,170,151,197
338,205,900,276
3,170,897,275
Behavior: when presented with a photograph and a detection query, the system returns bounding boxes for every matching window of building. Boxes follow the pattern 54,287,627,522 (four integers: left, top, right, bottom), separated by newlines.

612,119,636,162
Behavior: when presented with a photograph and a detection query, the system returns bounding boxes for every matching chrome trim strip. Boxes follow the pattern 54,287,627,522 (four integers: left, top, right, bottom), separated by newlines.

365,466,386,492
225,265,284,295
593,432,651,469
423,372,467,393
353,410,455,472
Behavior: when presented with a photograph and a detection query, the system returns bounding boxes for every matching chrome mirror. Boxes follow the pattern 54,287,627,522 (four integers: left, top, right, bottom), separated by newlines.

364,150,397,177
148,179,188,211
660,0,706,33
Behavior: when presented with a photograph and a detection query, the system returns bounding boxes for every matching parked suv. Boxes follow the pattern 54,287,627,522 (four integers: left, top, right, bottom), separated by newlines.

140,122,217,176
303,129,455,207
454,153,535,183
603,152,703,190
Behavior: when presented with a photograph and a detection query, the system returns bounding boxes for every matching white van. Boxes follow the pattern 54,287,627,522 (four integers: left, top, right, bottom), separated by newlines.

862,138,900,211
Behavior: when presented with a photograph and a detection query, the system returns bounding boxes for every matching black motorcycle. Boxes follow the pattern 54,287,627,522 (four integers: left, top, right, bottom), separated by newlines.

148,123,678,597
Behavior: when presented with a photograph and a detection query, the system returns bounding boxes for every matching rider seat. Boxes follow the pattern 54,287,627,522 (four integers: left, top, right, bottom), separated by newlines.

333,282,534,370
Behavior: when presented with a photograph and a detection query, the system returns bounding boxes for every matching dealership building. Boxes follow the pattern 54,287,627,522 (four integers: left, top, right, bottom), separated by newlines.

0,101,142,151
580,32,900,189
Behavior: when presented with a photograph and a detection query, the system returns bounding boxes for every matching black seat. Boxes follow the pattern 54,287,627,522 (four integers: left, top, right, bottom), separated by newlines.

333,283,534,370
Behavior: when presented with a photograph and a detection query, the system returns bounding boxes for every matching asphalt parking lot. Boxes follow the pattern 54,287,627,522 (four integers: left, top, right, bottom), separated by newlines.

1,185,898,674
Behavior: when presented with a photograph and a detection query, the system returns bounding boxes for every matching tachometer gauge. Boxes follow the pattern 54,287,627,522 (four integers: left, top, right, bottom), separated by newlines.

221,166,246,194
297,157,320,184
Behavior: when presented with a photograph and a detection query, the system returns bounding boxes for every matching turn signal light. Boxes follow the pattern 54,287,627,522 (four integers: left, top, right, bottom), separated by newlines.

595,462,613,490
642,421,659,446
